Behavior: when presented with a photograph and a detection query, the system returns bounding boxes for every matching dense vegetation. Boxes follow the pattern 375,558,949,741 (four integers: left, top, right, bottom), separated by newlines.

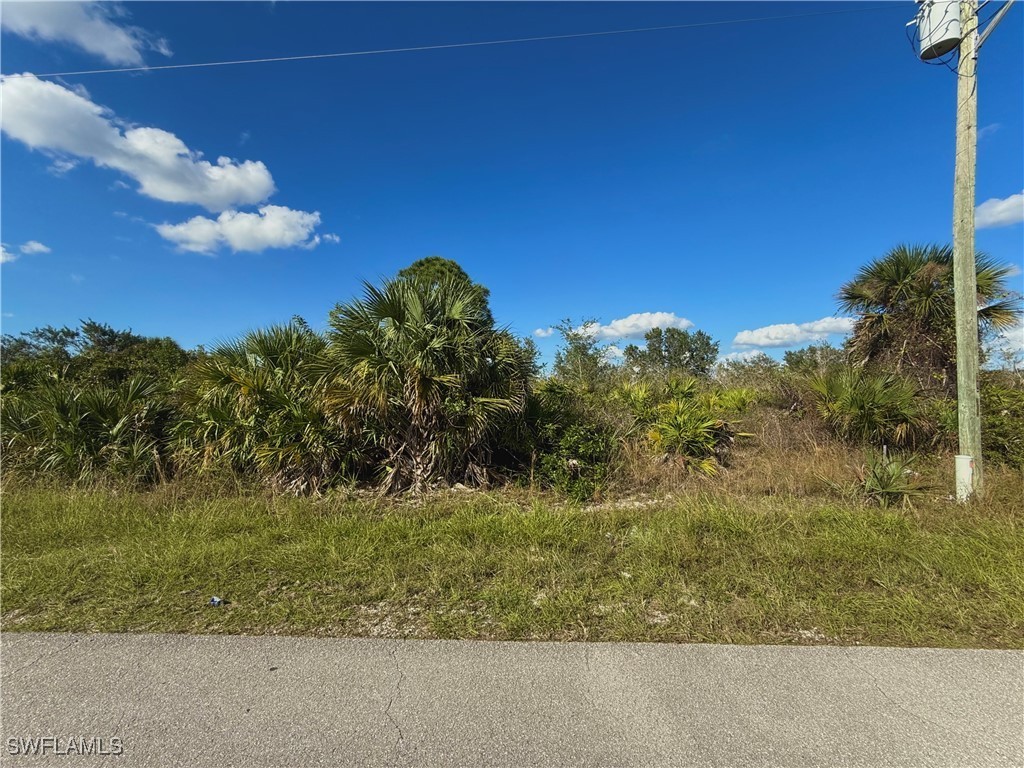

2,247,1022,503
3,247,1022,647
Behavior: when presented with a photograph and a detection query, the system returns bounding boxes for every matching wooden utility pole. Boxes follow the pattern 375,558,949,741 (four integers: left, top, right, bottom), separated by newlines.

952,0,982,498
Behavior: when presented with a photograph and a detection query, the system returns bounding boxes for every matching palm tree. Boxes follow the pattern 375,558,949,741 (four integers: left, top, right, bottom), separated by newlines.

320,276,532,493
175,322,352,494
838,243,1020,390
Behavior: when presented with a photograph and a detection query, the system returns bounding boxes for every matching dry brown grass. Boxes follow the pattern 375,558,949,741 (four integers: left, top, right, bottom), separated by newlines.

605,403,1023,508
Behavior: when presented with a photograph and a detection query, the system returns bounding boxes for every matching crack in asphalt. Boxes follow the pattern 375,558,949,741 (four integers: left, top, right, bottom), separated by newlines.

384,643,407,764
848,655,1018,764
3,637,80,677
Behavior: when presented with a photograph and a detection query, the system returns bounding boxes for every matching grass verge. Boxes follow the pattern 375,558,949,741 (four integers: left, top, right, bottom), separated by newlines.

2,486,1022,648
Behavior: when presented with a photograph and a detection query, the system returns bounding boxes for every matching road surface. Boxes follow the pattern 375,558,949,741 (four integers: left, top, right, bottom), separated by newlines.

1,633,1021,767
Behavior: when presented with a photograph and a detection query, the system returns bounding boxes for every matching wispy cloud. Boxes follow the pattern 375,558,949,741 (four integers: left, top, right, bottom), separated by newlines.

48,158,79,176
733,317,854,349
976,191,1024,229
602,345,625,362
20,240,51,255
2,241,52,263
533,327,555,338
989,319,1024,364
978,123,1000,140
1,1,170,66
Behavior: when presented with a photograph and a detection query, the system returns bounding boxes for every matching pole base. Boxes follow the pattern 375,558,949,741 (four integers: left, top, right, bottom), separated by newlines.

955,454,975,502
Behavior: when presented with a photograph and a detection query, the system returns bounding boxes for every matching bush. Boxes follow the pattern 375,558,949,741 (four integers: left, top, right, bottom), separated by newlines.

1,377,174,486
859,451,924,508
981,378,1024,468
699,387,757,415
807,367,929,448
173,323,354,495
647,399,735,476
537,423,613,502
919,375,1024,467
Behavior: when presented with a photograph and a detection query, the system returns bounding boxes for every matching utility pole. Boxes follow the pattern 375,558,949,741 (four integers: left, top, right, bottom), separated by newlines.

914,0,1017,500
952,0,982,499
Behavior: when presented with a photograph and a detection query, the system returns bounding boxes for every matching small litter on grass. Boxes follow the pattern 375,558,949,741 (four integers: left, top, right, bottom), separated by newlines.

209,596,224,607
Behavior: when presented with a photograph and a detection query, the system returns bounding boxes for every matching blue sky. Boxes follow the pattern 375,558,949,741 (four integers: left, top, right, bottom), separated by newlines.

2,1,1022,364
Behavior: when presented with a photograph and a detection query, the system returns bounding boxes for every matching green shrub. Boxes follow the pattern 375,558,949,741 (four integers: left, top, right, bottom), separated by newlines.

807,367,929,448
699,387,757,415
928,396,958,448
647,399,733,476
537,423,613,502
981,379,1024,468
612,380,657,428
919,377,1024,467
1,376,174,486
859,452,924,508
666,374,700,401
174,323,354,495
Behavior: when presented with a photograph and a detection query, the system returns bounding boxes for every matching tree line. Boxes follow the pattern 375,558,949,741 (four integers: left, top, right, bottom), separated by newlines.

2,247,1020,499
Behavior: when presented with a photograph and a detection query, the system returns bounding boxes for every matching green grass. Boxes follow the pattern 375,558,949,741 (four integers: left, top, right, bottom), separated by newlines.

2,486,1022,648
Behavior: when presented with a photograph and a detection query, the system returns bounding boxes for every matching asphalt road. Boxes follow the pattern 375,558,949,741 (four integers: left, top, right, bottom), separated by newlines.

1,633,1021,767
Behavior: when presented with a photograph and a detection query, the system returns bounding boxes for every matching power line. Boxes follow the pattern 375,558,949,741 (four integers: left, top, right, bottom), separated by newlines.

5,5,898,80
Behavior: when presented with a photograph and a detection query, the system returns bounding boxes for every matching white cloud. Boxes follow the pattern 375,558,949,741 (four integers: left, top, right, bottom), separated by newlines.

20,241,51,255
156,205,324,254
733,316,855,349
989,320,1024,365
534,327,555,338
976,191,1024,229
717,350,764,364
602,345,625,362
1,2,170,66
48,157,79,175
800,317,857,335
582,312,694,341
0,74,275,212
0,245,17,264
978,123,1000,140
322,233,341,244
